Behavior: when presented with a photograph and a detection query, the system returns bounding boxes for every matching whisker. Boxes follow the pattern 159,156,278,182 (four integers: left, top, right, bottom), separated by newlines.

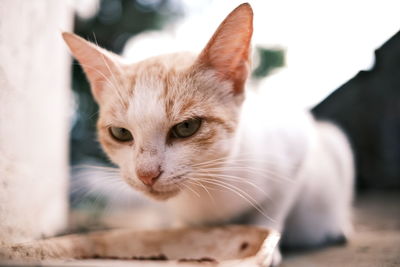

194,159,292,169
198,178,274,222
73,62,124,106
193,167,294,183
181,181,200,198
185,179,216,205
191,153,294,168
186,178,224,192
88,110,100,120
92,34,128,110
199,178,261,205
73,164,120,172
70,164,139,211
191,172,270,197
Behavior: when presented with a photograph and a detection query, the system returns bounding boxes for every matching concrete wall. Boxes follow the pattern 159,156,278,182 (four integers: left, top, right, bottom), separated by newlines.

0,1,73,244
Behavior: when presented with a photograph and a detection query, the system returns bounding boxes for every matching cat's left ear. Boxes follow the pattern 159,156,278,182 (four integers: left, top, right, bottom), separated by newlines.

197,3,253,95
62,32,123,103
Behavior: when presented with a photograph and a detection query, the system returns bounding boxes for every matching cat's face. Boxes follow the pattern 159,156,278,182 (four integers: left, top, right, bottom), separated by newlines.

63,3,253,200
96,54,242,200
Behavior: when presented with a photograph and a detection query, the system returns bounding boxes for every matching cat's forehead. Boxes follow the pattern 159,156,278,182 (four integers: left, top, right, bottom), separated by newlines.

124,53,199,128
127,68,167,129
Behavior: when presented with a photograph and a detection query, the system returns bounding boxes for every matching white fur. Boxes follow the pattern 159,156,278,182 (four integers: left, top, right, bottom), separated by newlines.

168,90,354,248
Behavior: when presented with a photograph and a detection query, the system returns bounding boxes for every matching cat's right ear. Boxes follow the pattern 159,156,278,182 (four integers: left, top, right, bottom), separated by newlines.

196,3,253,95
62,32,123,103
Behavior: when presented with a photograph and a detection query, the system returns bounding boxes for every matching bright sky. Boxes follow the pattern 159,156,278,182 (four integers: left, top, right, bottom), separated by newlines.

84,0,400,109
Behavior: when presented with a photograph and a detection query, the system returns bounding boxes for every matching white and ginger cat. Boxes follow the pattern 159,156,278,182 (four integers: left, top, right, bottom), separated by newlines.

63,3,354,266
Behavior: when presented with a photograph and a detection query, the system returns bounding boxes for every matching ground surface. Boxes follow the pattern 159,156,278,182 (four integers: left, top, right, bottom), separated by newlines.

63,190,400,266
281,190,400,267
3,190,399,267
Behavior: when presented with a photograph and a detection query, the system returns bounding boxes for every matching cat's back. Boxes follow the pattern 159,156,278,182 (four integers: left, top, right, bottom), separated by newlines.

238,90,353,183
237,91,315,167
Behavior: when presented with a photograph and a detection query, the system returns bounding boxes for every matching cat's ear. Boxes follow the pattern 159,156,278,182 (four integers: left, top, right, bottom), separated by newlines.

197,3,253,95
62,32,123,103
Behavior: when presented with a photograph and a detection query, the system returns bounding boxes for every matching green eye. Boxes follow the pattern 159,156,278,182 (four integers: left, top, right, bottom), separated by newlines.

109,127,133,142
171,118,202,138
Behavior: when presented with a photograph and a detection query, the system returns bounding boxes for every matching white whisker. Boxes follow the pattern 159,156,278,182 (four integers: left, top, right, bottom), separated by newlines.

92,34,128,110
191,172,270,197
199,178,261,205
73,62,125,107
193,166,294,183
195,178,274,222
191,153,295,168
186,179,216,205
181,181,200,198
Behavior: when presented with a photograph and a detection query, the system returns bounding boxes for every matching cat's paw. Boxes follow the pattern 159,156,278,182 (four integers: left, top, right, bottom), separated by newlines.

270,249,282,267
256,231,281,267
257,247,281,267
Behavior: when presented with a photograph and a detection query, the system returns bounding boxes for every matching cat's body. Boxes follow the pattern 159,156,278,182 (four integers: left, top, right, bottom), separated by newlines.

63,3,354,266
168,90,354,248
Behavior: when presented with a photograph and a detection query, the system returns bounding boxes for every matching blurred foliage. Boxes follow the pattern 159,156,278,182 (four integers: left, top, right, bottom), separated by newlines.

74,0,182,53
252,47,285,78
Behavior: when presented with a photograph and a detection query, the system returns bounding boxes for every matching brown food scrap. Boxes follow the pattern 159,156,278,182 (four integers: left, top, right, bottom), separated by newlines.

83,254,168,261
131,254,168,261
240,241,249,251
178,257,217,263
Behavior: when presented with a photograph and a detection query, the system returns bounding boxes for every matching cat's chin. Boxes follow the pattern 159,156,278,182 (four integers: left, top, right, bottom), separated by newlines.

143,188,181,201
123,177,180,201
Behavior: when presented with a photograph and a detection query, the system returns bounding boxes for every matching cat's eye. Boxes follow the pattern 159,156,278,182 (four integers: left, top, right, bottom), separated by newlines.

171,118,202,138
109,127,133,142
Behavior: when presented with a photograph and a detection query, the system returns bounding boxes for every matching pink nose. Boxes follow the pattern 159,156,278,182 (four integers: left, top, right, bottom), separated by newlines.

137,168,162,186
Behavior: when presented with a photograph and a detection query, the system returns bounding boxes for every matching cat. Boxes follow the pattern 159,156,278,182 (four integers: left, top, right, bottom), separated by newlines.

63,3,354,266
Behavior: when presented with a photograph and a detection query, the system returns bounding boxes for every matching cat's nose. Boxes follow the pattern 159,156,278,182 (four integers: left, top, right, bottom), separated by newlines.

136,168,162,186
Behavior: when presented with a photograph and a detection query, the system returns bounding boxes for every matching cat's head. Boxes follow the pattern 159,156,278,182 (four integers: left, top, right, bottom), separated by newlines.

63,3,253,200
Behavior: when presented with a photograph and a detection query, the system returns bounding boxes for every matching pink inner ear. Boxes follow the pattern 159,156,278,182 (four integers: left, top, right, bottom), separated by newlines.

62,32,121,103
197,3,253,94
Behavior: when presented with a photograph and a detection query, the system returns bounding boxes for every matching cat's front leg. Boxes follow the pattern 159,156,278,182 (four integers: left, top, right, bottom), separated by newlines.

256,231,281,266
257,248,282,267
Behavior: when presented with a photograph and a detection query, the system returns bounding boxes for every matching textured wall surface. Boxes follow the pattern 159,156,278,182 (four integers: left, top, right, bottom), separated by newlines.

0,1,73,244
